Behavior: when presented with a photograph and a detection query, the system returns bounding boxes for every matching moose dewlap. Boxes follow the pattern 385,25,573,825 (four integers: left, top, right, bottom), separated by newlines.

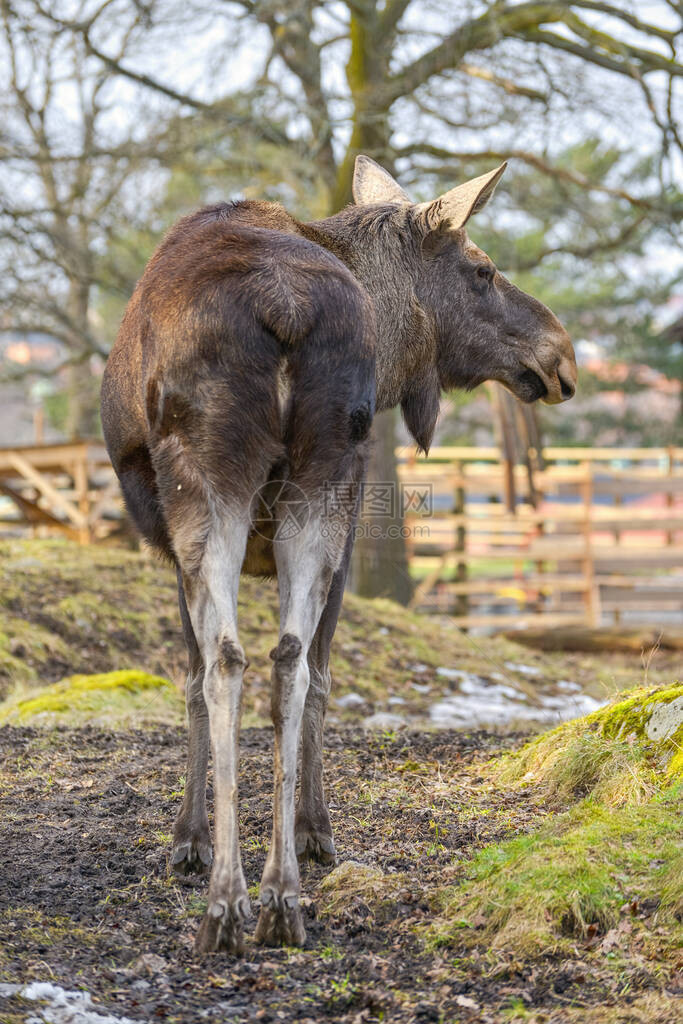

100,155,576,954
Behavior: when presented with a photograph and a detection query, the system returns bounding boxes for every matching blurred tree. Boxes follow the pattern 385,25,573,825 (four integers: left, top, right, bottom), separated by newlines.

6,0,683,595
471,139,683,446
0,0,177,435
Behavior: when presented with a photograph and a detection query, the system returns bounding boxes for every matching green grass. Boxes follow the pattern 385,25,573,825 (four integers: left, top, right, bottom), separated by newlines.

431,785,682,954
426,685,683,959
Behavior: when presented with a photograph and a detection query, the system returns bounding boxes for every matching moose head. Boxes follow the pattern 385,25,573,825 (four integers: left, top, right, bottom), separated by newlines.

348,156,576,434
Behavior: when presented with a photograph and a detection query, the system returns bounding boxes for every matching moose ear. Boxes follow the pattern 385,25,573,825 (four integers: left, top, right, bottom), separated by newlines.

415,162,507,232
352,155,412,206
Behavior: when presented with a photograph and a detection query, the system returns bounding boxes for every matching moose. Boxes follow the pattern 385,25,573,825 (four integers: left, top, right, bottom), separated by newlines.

101,155,576,955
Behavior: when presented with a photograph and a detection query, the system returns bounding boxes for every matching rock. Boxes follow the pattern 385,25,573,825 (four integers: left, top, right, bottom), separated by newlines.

455,994,479,1010
645,695,683,742
130,952,168,976
362,712,405,730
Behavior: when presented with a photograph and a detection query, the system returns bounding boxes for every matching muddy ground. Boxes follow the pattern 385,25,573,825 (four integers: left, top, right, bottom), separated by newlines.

0,723,677,1024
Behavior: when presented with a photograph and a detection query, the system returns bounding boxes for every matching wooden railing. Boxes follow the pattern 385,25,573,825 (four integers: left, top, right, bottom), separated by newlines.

0,441,121,543
397,445,683,630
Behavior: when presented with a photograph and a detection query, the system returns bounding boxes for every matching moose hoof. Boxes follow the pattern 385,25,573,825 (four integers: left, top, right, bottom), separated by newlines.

295,826,337,867
170,836,213,877
255,891,306,948
194,896,251,956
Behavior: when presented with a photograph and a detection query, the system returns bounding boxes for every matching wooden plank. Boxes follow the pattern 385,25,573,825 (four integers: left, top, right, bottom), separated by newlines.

0,442,110,476
543,446,680,461
601,597,683,610
425,510,683,529
419,445,683,463
418,612,589,628
6,453,87,528
398,446,501,461
438,576,591,595
0,481,81,540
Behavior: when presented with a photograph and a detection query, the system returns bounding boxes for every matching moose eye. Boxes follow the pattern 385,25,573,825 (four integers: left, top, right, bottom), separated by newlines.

476,264,495,283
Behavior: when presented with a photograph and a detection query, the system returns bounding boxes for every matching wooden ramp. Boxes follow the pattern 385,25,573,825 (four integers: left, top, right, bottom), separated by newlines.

0,441,121,543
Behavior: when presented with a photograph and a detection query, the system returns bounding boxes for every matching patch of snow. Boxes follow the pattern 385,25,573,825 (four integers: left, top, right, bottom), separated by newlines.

459,677,520,700
429,674,605,729
0,984,22,996
436,667,469,682
378,627,389,635
387,696,406,707
557,680,581,693
0,981,143,1024
335,692,365,709
411,663,429,674
504,661,543,677
411,682,431,694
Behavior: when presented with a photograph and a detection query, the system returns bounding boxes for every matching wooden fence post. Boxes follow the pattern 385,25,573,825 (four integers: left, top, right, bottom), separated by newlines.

72,448,92,545
580,460,600,627
454,460,468,621
666,444,675,547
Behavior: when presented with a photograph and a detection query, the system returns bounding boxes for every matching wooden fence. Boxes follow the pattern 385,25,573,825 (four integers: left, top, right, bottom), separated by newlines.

397,445,683,630
0,441,121,543
3,440,682,633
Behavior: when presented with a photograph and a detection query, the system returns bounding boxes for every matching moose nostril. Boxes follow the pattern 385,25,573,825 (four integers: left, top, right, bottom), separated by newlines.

559,374,575,400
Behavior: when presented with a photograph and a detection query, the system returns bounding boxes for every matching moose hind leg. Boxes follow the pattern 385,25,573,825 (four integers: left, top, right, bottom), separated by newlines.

255,516,335,947
171,567,212,876
296,554,349,867
182,517,252,956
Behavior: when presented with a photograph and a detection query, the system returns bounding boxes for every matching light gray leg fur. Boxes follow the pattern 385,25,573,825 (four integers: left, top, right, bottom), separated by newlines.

255,516,335,947
296,534,353,866
171,572,212,876
186,517,252,955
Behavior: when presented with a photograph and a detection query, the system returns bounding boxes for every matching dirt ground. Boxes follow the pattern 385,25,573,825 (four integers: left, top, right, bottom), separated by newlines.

1,723,678,1024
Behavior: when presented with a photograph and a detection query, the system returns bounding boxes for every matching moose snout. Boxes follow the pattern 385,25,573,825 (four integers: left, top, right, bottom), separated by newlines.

547,354,577,404
536,331,577,405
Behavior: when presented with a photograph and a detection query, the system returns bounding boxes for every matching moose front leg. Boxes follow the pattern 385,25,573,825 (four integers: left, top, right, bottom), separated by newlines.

255,519,334,947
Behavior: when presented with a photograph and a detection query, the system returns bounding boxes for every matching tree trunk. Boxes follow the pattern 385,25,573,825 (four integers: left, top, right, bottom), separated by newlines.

350,408,413,604
336,10,411,603
64,357,101,439
64,278,100,439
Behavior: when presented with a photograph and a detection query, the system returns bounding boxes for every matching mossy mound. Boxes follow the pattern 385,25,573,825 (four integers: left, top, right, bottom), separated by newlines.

429,685,683,958
0,670,182,728
495,683,683,806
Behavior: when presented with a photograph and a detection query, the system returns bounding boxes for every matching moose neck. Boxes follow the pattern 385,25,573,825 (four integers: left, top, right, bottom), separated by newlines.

301,206,439,415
